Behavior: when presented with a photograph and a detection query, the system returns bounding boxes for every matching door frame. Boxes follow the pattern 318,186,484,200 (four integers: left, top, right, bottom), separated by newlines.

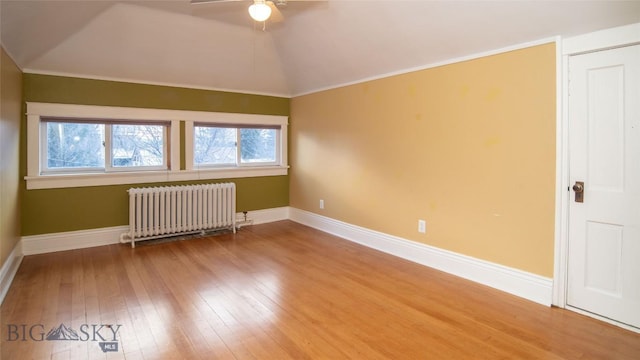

553,22,640,331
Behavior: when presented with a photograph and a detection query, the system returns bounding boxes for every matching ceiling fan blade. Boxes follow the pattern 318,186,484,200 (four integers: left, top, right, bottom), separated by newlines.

267,1,284,23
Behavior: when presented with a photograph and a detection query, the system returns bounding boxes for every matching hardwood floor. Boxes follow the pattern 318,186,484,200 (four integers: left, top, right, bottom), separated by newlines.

1,220,639,359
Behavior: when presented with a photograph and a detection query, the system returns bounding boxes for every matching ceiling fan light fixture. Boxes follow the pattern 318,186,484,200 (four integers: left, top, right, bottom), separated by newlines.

248,1,272,22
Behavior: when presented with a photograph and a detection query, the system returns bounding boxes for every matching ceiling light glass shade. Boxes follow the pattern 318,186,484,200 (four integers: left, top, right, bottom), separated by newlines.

248,2,272,22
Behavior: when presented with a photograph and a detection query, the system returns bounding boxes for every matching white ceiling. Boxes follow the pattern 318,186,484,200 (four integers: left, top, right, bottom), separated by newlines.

2,1,639,97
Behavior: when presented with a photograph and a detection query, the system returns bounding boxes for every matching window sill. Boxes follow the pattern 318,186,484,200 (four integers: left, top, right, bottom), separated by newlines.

25,166,289,190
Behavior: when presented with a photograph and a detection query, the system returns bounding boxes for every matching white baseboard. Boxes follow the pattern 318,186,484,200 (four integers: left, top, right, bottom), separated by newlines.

15,206,552,306
22,225,129,255
0,241,24,305
289,207,553,306
20,208,290,256
238,207,290,225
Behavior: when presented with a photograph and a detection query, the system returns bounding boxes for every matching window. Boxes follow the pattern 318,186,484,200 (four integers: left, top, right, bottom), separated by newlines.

240,128,277,164
185,112,288,174
44,121,104,170
193,124,279,167
42,119,168,173
111,124,165,168
26,102,288,190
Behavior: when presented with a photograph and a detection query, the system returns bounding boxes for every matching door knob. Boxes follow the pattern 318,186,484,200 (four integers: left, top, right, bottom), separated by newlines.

573,181,584,203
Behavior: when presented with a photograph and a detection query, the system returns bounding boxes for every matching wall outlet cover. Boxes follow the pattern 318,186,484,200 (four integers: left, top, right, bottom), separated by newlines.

418,220,426,233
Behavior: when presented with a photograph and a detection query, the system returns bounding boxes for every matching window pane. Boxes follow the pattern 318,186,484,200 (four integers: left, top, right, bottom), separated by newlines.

112,124,165,167
46,122,104,169
194,127,237,165
240,128,277,163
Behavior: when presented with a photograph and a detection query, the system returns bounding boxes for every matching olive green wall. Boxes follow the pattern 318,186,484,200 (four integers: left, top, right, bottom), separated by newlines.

21,74,289,236
22,177,288,236
1,48,23,266
23,74,289,114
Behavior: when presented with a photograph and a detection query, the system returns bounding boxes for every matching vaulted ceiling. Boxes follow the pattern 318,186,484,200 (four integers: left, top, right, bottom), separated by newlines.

2,1,639,97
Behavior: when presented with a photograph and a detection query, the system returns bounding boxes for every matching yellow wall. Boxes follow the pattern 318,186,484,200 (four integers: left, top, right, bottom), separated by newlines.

290,43,556,277
0,47,23,267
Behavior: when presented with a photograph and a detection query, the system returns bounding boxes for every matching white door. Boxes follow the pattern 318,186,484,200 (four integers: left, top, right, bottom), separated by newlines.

567,44,640,329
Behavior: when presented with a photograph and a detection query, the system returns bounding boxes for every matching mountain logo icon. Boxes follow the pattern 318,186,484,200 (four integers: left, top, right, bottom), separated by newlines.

45,323,80,341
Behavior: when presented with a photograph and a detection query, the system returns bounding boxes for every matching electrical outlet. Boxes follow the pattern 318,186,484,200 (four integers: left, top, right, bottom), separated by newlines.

418,220,426,233
319,199,325,209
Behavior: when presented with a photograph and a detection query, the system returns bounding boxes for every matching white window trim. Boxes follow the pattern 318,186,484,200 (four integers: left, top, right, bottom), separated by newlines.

186,121,287,171
39,121,170,174
26,102,289,190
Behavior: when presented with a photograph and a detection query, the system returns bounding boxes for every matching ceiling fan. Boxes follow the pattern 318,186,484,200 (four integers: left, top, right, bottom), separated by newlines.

190,0,291,23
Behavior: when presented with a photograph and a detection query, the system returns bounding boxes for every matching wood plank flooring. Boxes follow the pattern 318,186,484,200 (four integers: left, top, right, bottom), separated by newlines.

1,220,639,359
